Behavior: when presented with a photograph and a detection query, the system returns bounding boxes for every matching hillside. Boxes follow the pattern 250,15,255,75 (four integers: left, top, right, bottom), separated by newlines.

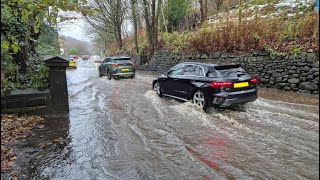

110,0,318,58
208,0,315,23
62,36,93,55
156,0,318,57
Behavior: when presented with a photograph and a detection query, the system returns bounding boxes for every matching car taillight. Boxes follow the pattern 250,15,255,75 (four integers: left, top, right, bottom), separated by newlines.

210,82,233,88
112,63,119,68
250,78,257,83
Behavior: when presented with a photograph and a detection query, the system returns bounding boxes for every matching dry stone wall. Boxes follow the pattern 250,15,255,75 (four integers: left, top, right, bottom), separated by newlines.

137,51,319,94
1,88,51,112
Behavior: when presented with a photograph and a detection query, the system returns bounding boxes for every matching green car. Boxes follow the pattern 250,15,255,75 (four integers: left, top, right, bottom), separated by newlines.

98,56,135,80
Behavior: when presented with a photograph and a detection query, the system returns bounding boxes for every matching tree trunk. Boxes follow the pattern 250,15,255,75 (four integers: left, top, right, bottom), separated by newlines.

153,0,161,47
131,0,139,53
30,22,41,54
1,70,5,81
151,0,156,52
114,23,123,49
199,0,205,23
238,0,242,24
215,0,223,13
142,0,153,51
11,46,28,73
117,25,123,48
116,0,123,49
104,37,107,55
204,0,208,19
161,2,168,32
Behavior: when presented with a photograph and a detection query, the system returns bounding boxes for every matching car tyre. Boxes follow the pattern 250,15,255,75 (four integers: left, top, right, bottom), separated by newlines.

153,81,162,97
107,70,112,80
99,70,102,77
192,90,208,110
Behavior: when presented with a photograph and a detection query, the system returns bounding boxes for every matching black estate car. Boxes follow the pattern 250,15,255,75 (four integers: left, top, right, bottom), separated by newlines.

152,62,258,109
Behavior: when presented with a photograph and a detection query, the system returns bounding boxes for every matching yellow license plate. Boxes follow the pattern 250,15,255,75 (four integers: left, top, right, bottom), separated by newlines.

122,68,129,72
234,82,249,88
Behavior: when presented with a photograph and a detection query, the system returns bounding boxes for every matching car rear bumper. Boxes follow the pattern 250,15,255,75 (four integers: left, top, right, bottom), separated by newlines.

114,72,135,77
210,89,257,107
113,67,135,77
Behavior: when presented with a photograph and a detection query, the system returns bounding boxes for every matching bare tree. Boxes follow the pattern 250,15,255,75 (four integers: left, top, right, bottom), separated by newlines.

203,0,223,14
161,2,168,32
238,0,243,24
212,0,223,13
85,26,114,55
142,0,153,50
83,0,128,49
199,0,205,23
153,0,162,46
131,0,139,53
142,0,162,52
204,0,208,19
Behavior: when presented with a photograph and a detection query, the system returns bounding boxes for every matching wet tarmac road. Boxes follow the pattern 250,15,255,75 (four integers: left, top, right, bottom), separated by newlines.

30,59,319,179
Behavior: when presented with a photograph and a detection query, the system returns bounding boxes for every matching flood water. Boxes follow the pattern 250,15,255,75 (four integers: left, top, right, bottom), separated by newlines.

27,59,319,179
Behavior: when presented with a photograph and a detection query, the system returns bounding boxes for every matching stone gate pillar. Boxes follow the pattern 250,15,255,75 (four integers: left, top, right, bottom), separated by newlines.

44,56,69,112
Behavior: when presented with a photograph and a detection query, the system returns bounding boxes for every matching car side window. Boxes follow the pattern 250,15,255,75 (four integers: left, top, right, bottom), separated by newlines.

168,64,185,76
103,58,112,64
182,65,204,76
182,65,196,75
106,58,111,63
194,66,204,76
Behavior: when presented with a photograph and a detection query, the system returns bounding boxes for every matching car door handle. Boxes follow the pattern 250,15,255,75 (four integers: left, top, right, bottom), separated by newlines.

173,78,178,81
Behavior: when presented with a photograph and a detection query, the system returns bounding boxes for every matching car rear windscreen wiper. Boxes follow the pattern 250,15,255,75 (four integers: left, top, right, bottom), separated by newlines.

236,73,247,77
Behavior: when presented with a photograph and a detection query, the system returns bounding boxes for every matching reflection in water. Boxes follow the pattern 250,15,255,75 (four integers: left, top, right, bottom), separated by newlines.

14,114,70,180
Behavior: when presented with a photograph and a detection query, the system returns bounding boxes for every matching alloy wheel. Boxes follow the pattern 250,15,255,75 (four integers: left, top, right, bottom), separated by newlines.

153,82,161,96
193,91,205,108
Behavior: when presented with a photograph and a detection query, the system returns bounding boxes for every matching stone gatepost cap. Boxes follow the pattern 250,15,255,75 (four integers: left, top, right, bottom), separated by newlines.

44,56,69,67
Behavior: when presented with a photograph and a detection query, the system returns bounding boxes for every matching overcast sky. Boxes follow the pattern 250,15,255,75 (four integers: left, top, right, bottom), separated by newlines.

58,18,93,42
57,10,133,43
57,10,93,43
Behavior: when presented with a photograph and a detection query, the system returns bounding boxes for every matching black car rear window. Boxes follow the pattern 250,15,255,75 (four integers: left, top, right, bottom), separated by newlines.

215,65,247,78
207,69,218,78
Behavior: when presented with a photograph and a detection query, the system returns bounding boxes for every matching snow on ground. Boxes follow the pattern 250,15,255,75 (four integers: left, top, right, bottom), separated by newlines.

208,0,315,24
275,0,313,8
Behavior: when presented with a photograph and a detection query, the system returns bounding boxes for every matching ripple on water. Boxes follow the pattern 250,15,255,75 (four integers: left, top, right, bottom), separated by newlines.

144,90,167,117
246,98,319,121
171,101,242,129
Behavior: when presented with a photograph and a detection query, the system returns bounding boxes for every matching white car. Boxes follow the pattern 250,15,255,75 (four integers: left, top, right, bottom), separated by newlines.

93,55,102,63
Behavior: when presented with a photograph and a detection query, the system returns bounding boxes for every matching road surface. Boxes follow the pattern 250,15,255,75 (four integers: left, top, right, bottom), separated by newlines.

29,59,319,179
